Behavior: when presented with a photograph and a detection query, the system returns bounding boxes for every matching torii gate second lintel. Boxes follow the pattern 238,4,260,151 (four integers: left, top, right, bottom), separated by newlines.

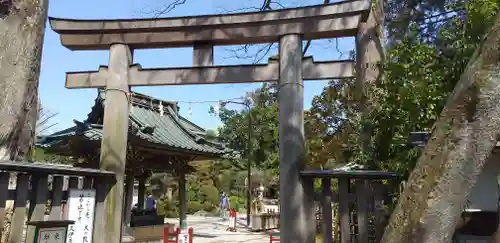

64,58,355,89
49,1,378,243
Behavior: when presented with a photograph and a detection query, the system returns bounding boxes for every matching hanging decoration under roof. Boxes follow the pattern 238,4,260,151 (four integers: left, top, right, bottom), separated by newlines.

140,94,253,118
158,100,164,117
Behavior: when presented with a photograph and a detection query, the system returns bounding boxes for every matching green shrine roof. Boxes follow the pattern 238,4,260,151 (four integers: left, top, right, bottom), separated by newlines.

38,90,227,157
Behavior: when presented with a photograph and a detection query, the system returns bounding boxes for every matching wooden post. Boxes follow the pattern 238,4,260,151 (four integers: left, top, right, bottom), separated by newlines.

93,177,112,243
178,170,187,227
193,43,214,66
278,34,313,243
373,182,386,242
49,176,64,220
338,178,350,243
0,172,9,240
137,175,146,210
68,176,79,189
356,179,369,243
26,174,49,242
322,178,333,243
9,173,30,243
100,43,132,243
123,174,134,227
83,177,93,189
303,176,316,242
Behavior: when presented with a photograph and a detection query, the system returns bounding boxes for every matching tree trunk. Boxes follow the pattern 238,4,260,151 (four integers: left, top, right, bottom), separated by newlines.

0,1,49,242
0,0,49,161
381,11,500,243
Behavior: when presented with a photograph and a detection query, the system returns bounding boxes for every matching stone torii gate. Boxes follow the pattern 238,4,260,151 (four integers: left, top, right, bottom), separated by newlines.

49,0,381,242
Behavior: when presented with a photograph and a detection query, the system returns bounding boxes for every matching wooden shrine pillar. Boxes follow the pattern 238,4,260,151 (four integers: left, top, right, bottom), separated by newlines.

123,174,134,226
99,44,132,243
355,0,384,170
137,174,147,210
178,170,187,227
278,34,315,243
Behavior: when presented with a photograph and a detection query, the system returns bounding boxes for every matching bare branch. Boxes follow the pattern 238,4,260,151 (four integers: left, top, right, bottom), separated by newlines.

270,1,285,9
303,0,330,55
141,0,344,63
215,6,261,14
324,38,348,59
226,0,334,61
141,0,187,17
260,0,272,11
36,104,58,136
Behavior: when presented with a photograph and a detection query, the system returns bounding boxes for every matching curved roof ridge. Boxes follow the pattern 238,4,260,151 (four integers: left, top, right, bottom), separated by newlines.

129,91,179,112
89,89,180,119
178,116,206,133
83,89,105,123
164,106,224,149
165,105,199,141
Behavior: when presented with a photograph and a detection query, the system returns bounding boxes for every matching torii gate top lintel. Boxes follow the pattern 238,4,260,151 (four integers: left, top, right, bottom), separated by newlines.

49,0,370,50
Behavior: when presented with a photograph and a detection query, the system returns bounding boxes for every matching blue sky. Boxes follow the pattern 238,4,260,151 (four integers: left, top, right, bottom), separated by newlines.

40,0,354,133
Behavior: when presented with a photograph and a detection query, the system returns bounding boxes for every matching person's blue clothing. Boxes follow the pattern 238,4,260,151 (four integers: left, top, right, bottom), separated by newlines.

146,196,155,209
222,195,229,209
220,195,229,209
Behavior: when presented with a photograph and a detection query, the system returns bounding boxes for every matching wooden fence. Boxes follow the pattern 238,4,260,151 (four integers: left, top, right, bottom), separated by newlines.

0,160,115,243
302,170,399,243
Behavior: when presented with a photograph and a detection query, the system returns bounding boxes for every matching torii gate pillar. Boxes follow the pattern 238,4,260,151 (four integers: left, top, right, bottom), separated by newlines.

97,44,132,243
278,34,315,243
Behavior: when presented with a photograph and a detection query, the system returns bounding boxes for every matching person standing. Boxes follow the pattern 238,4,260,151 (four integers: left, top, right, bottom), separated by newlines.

220,192,229,219
146,194,156,210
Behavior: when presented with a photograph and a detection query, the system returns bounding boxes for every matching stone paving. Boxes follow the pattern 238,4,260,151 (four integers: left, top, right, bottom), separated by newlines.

21,215,274,243
164,215,275,243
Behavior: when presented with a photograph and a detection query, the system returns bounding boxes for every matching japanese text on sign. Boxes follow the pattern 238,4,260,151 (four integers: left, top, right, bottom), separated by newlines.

38,227,66,243
66,189,96,243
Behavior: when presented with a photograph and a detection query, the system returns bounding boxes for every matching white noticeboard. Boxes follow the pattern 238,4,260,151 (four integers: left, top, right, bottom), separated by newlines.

178,230,189,243
66,189,96,243
38,227,67,243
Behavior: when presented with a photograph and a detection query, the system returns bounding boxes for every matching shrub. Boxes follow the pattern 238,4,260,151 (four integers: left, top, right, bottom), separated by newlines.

187,201,204,214
229,196,246,211
157,198,179,218
202,202,216,212
200,185,220,206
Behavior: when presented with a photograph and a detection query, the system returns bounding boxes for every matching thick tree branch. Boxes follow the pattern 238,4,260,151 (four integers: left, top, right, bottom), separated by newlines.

381,10,500,243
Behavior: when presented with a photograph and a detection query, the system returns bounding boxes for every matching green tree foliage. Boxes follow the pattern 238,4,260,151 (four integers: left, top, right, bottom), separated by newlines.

304,0,499,179
305,79,359,169
215,83,279,173
213,0,500,187
32,147,72,164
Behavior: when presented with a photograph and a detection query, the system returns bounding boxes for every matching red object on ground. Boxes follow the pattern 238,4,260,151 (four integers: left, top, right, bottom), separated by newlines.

269,232,280,243
164,227,193,243
227,208,237,231
164,227,180,243
188,228,193,243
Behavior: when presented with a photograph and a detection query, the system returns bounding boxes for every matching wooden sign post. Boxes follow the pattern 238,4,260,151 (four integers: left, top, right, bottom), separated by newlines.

66,189,96,243
27,220,75,243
